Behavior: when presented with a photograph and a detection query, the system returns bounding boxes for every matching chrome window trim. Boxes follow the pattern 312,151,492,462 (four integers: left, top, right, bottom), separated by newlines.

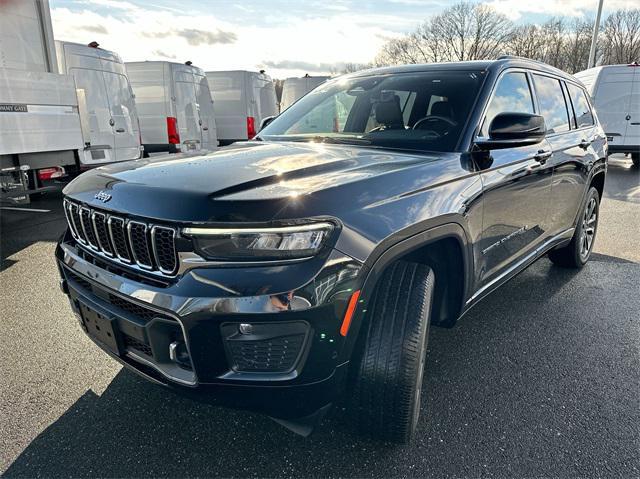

80,206,100,250
127,220,154,270
107,216,132,263
91,211,114,257
150,225,177,275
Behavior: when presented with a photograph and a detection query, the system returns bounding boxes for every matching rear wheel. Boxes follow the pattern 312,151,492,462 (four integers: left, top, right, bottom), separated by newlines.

548,187,600,268
632,152,639,167
349,261,435,443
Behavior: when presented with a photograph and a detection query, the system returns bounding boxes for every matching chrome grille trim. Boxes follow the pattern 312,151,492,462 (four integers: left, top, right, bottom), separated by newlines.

91,211,114,257
150,225,177,275
107,216,132,263
63,200,178,277
68,202,87,244
127,220,154,270
80,206,99,250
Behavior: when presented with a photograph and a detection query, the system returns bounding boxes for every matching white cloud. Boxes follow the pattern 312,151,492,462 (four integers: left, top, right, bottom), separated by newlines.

50,5,403,78
487,0,640,20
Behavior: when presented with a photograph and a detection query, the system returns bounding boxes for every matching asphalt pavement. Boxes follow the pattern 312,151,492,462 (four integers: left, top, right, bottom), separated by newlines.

1,155,638,478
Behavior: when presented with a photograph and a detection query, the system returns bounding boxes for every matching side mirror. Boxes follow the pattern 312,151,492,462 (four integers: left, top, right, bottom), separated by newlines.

259,116,276,131
476,112,546,150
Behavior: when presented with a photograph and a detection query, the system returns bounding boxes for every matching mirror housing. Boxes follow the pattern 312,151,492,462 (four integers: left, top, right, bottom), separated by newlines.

475,112,546,150
259,116,276,131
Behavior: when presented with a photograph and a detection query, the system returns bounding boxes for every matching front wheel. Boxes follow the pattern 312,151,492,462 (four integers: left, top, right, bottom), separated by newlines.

349,261,435,443
548,187,600,268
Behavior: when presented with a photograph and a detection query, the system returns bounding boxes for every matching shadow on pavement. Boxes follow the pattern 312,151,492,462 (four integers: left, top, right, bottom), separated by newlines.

604,156,640,204
0,191,66,271
4,258,639,478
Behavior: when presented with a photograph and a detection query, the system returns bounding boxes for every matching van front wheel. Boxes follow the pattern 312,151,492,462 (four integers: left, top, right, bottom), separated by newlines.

349,261,435,443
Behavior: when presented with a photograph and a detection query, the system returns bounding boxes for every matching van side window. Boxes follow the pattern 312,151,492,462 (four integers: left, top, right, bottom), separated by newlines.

532,74,571,134
567,83,595,128
480,72,534,137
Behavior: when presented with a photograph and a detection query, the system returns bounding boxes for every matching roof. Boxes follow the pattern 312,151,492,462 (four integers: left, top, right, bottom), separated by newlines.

347,56,578,83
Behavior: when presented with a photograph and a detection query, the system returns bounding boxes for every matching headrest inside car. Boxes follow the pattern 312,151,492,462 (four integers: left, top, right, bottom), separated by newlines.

374,93,404,129
430,101,454,119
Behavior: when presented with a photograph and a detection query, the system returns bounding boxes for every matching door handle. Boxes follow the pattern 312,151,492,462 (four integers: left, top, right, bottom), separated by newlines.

578,138,593,149
202,127,208,131
626,114,631,121
115,128,125,133
534,149,552,164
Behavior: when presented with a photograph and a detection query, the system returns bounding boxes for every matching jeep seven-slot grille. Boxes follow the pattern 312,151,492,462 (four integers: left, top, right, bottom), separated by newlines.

64,199,178,275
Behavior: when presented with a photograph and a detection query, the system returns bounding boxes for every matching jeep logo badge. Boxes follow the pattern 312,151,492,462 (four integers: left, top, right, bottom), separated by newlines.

94,191,112,203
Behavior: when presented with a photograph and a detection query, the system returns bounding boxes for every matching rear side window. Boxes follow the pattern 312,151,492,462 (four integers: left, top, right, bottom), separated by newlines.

532,74,571,134
480,72,534,137
567,83,594,128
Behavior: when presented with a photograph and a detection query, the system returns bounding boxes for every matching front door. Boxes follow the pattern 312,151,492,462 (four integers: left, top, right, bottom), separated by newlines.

475,70,554,288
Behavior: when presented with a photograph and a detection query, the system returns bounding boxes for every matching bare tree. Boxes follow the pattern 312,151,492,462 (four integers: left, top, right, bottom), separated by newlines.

563,18,593,73
376,2,512,66
600,9,640,64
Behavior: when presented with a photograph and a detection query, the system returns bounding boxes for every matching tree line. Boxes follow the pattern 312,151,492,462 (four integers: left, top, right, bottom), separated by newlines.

371,3,640,74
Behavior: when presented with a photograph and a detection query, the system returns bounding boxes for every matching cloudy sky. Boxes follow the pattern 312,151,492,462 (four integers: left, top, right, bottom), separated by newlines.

50,0,638,78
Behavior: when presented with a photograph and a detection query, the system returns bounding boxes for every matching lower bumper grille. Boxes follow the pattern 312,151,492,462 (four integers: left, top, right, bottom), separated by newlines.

221,322,310,373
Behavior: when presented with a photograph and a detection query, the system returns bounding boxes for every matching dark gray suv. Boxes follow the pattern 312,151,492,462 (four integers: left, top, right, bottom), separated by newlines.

57,56,607,443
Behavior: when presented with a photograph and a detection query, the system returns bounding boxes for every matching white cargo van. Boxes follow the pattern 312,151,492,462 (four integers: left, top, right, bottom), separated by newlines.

56,41,142,165
280,75,330,111
575,63,640,166
205,70,278,145
125,61,217,154
1,0,84,203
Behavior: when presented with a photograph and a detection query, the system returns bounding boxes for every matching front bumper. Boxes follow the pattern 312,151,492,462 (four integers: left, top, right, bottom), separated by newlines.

56,235,363,419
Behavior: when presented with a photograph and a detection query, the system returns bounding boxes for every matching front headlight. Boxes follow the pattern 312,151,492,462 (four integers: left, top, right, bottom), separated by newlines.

182,222,334,261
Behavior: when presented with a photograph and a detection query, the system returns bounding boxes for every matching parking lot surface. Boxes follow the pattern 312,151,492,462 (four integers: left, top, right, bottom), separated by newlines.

1,155,638,478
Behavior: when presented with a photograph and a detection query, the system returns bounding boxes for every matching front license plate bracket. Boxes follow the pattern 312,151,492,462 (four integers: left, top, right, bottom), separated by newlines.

78,301,122,355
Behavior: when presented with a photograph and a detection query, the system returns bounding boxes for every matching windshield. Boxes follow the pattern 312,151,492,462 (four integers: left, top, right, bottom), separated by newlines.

260,70,485,153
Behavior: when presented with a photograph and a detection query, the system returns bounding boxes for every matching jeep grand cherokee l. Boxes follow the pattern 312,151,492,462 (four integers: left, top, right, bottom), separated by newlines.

56,57,607,443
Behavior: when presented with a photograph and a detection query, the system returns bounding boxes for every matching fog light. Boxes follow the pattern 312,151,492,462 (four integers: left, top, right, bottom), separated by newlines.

239,323,253,335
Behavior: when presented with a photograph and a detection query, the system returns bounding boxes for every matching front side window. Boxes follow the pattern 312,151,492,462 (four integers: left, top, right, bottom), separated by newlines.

532,74,571,134
260,71,485,153
480,71,534,137
567,83,594,128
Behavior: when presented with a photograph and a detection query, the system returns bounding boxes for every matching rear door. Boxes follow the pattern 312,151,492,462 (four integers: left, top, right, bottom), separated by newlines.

69,66,115,164
194,73,217,150
592,68,634,148
536,76,595,234
102,70,140,161
173,68,202,151
625,66,640,149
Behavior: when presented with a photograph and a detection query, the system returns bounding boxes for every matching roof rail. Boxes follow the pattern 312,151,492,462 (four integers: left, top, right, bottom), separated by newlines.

496,55,548,66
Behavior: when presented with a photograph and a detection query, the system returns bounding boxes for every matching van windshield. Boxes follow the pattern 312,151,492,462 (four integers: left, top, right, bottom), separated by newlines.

260,70,485,153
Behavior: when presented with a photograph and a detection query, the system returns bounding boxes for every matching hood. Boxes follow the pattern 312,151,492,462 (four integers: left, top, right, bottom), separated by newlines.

63,141,450,222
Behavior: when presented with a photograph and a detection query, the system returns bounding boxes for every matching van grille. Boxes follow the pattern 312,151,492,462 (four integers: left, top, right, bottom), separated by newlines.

64,199,178,276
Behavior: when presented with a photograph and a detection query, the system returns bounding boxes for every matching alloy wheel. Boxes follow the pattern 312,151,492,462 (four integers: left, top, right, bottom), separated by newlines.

580,197,597,260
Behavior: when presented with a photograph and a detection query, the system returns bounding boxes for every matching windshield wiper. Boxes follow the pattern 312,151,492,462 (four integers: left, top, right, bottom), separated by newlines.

314,136,372,146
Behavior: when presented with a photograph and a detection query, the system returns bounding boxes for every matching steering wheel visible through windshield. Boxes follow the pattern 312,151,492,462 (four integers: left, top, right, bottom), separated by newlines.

259,70,485,153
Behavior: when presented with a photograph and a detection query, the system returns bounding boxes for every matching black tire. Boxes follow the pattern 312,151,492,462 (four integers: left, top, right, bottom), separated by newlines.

350,261,435,443
548,187,600,268
632,152,639,167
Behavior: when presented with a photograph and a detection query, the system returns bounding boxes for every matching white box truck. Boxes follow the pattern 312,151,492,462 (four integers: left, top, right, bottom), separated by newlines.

125,61,218,155
0,0,84,203
280,75,330,111
56,41,142,165
575,63,640,166
205,70,278,145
